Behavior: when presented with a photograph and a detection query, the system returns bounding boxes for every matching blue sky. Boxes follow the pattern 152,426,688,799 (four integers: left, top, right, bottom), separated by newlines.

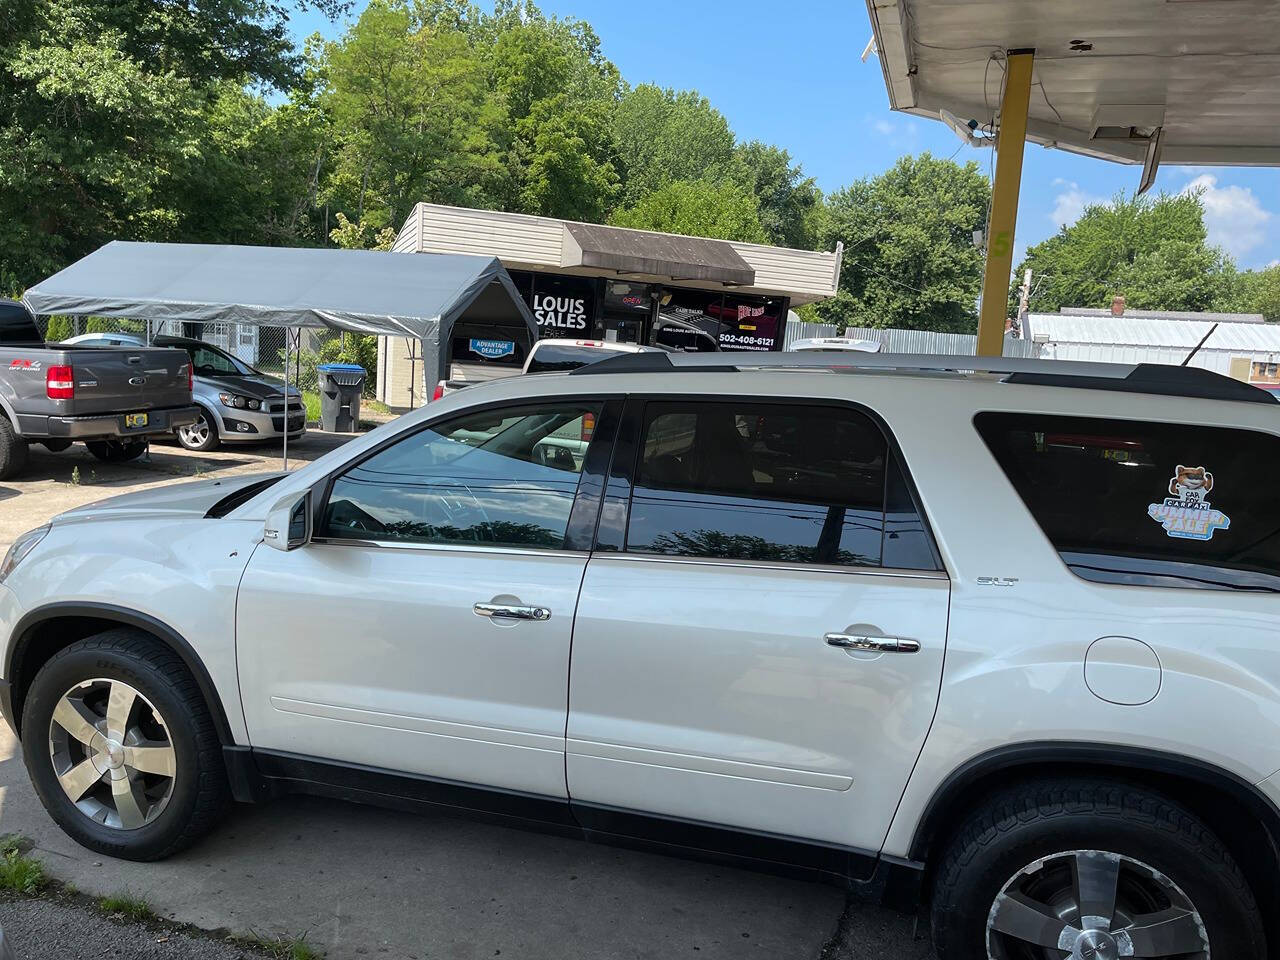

289,0,1278,270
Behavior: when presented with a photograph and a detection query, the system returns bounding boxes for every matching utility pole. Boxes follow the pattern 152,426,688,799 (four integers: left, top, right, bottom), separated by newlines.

1014,268,1032,338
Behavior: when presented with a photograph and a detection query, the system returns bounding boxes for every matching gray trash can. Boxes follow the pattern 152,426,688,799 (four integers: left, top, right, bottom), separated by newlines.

316,363,366,432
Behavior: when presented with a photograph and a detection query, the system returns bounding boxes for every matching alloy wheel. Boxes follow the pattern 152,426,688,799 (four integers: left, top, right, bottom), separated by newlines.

987,849,1209,959
48,678,177,830
178,414,210,448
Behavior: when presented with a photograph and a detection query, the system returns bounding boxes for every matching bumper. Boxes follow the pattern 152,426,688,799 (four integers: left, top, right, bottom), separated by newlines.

215,404,306,441
19,405,200,440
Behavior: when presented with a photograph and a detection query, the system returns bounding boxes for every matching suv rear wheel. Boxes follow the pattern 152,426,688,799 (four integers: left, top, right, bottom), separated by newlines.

21,629,229,861
930,778,1266,960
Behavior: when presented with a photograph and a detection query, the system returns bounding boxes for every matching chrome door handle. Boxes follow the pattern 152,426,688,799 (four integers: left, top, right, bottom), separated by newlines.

474,602,552,621
824,633,920,654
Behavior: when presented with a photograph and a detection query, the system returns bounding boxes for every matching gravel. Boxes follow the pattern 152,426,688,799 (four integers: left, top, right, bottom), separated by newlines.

0,898,265,960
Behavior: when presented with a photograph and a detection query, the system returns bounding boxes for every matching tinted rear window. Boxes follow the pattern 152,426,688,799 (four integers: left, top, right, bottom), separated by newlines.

0,301,41,345
625,400,938,570
526,345,612,374
976,413,1280,592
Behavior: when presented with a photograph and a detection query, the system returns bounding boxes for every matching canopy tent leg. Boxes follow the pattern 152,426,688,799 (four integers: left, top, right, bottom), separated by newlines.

282,327,290,471
976,48,1034,358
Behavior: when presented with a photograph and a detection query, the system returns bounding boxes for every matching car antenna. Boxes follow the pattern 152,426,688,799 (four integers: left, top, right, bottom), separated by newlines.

1180,322,1218,366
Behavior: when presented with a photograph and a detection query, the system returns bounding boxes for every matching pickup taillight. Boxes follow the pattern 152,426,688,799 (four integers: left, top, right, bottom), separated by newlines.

46,365,74,400
186,361,192,393
431,380,445,402
581,411,596,442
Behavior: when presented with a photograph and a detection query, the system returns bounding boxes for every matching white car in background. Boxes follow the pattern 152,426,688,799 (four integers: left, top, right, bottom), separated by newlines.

788,336,882,353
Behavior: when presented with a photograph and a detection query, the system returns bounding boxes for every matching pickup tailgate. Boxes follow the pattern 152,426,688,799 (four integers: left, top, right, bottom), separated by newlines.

57,345,191,414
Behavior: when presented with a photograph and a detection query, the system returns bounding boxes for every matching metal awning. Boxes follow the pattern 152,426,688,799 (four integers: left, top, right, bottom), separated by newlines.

866,0,1280,166
561,222,756,286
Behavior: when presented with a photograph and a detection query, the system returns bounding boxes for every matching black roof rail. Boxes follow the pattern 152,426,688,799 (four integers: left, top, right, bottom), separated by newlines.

571,351,1279,406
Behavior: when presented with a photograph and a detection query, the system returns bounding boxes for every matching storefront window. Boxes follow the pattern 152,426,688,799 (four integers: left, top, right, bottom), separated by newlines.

530,275,596,336
717,295,784,352
653,290,723,352
602,281,652,344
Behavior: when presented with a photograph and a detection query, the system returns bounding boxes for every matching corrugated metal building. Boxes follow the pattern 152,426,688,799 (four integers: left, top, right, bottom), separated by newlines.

1024,310,1280,382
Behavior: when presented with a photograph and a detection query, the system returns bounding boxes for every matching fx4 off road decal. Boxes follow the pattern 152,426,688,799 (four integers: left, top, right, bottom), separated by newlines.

1148,465,1230,541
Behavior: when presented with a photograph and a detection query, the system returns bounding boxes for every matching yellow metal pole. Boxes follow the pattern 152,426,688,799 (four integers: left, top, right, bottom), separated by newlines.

976,49,1034,357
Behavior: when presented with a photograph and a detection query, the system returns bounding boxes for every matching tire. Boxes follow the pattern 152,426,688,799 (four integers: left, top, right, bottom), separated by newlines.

21,629,230,861
0,415,28,480
85,438,148,462
176,407,220,451
930,778,1266,960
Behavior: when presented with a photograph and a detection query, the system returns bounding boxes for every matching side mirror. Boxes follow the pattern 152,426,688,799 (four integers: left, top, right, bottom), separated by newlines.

264,490,312,551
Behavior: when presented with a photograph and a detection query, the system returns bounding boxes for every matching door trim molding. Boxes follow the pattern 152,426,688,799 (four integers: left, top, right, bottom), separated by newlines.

243,748,892,883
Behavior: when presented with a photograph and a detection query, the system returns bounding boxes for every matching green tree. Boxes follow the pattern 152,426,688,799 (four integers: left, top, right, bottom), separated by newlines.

1237,266,1280,321
482,11,621,219
611,180,768,244
320,1,498,231
612,85,737,206
816,153,990,333
733,141,821,249
1013,191,1239,315
0,0,346,288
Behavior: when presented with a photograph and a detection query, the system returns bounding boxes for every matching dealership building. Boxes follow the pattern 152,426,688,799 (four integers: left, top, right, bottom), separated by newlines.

376,203,842,406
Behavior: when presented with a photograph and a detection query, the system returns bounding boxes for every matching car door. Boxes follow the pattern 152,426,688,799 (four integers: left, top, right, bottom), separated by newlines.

566,397,950,857
237,398,618,800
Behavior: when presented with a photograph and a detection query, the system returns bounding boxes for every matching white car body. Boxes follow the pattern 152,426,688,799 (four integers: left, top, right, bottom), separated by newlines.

3,351,1279,956
788,336,882,353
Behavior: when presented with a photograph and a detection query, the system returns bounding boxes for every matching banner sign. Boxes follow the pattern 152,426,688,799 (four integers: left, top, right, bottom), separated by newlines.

468,338,516,360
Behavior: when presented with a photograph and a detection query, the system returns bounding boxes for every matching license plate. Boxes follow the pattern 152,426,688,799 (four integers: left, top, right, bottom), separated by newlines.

124,413,149,429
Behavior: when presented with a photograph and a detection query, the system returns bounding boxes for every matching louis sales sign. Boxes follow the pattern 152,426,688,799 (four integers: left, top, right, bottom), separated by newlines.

532,293,589,332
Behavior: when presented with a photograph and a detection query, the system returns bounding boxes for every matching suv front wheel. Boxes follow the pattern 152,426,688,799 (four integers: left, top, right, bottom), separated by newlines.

931,778,1266,960
21,629,229,861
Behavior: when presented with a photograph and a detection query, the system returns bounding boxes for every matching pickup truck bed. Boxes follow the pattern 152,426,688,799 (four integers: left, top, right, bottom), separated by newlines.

0,299,198,478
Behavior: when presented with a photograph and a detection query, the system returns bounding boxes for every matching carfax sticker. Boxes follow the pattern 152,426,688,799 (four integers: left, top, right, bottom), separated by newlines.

1147,465,1231,541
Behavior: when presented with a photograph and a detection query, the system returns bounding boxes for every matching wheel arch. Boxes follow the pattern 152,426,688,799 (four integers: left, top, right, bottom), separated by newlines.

909,741,1280,954
5,601,235,747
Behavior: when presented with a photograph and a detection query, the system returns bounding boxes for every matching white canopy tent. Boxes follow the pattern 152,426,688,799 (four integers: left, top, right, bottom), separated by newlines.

23,241,540,466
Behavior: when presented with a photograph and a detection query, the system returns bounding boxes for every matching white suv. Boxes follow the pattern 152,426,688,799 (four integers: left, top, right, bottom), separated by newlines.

2,351,1278,960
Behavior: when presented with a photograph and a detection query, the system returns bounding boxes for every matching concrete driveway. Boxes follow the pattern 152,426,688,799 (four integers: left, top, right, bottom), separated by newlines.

0,723,931,959
0,432,934,959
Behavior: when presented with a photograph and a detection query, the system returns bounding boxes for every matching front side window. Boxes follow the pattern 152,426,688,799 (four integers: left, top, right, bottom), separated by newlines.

190,344,248,375
976,413,1280,592
320,402,601,550
625,400,936,570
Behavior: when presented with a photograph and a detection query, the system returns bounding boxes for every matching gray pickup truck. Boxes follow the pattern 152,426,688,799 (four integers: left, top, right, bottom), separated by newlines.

0,299,198,479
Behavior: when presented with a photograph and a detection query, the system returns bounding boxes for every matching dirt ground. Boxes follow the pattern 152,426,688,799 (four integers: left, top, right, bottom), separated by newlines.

0,430,358,551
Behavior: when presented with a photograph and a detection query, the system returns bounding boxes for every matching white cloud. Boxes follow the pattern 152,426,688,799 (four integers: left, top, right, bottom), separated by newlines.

1181,174,1273,261
872,118,895,136
1049,179,1105,229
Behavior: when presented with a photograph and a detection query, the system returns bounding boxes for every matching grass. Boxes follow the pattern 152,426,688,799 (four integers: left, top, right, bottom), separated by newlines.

304,390,390,428
302,389,322,423
99,891,156,922
247,932,323,960
0,837,45,895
